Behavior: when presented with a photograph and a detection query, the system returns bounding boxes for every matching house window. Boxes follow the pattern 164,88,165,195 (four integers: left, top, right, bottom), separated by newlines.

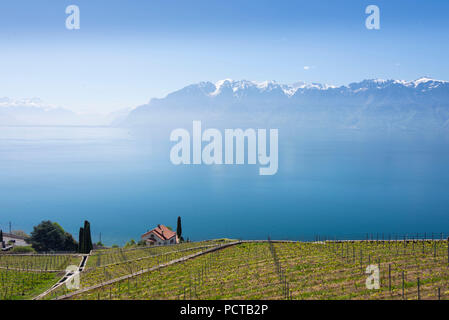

170,239,174,244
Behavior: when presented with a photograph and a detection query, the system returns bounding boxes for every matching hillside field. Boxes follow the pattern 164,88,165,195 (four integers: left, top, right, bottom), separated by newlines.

1,239,449,300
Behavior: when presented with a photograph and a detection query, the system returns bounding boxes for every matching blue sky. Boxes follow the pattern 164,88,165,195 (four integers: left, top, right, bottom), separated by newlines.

1,0,449,113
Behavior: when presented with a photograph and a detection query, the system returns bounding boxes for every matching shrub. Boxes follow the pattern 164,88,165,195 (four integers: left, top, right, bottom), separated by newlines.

29,221,77,252
124,239,136,248
9,246,36,254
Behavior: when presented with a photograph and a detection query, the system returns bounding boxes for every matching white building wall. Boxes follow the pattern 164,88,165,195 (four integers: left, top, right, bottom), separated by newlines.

142,231,177,246
3,235,28,247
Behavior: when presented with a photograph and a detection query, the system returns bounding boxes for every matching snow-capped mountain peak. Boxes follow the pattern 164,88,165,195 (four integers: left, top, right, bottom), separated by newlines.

0,97,55,111
410,77,449,89
208,79,338,98
167,77,449,102
210,79,234,96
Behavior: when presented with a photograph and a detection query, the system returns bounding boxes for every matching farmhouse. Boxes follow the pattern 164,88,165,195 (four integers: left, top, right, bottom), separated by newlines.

141,224,179,246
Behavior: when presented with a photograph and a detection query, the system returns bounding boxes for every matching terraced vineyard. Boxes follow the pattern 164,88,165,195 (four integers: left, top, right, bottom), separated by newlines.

64,240,449,301
86,240,229,268
0,254,82,300
46,240,231,299
275,240,449,300
1,239,449,300
0,269,60,300
69,242,282,300
0,254,82,272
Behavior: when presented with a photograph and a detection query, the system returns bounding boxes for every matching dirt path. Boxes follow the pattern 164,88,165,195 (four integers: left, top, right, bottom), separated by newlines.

32,255,88,300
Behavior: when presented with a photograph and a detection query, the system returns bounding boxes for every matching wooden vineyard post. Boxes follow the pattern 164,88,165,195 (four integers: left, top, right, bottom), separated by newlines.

360,250,363,273
395,234,398,255
417,277,420,300
346,243,348,262
438,288,441,300
402,271,405,300
388,264,391,294
341,243,344,259
447,237,449,265
118,282,121,298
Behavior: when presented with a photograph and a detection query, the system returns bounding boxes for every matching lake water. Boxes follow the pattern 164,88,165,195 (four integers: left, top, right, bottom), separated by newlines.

1,126,449,245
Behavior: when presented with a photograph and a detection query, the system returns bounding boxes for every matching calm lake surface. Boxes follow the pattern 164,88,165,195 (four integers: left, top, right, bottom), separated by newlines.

1,126,449,245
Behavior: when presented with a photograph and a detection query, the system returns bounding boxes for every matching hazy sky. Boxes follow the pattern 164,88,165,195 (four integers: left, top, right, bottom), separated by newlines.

1,0,448,113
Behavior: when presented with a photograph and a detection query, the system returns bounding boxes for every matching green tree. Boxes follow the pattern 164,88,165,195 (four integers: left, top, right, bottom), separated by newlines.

176,216,182,241
83,220,93,253
125,239,136,248
78,221,93,254
0,229,3,248
78,227,84,253
63,232,78,252
29,221,77,252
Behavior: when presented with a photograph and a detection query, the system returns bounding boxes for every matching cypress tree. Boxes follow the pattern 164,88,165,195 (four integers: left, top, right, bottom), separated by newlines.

77,221,93,254
83,221,93,253
0,230,3,248
176,216,182,241
78,227,84,253
83,221,88,253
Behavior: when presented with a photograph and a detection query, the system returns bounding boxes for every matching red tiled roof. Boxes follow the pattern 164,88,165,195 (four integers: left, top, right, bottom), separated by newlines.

141,224,176,241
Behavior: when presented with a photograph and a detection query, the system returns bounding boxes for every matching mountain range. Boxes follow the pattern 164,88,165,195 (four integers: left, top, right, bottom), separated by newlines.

0,98,128,126
124,77,449,132
0,98,74,125
3,78,449,131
